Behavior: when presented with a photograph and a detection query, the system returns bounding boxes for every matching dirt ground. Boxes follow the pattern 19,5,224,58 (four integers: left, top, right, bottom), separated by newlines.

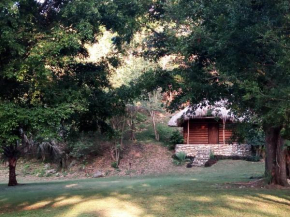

0,143,201,183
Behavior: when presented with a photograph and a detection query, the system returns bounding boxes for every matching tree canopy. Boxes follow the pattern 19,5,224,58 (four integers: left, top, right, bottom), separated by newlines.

141,0,290,185
0,0,153,185
1,0,290,187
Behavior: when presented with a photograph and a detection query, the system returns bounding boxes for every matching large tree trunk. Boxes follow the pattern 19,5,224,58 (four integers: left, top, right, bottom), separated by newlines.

8,157,18,186
264,126,289,186
286,149,290,178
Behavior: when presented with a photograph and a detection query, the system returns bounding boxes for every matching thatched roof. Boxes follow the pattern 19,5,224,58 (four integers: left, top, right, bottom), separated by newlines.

168,101,239,127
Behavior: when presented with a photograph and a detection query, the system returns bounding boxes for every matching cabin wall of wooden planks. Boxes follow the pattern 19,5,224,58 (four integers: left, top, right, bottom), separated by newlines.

183,119,233,144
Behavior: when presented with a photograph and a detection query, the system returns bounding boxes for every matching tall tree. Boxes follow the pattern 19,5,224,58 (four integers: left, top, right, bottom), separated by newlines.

147,0,290,185
0,0,152,186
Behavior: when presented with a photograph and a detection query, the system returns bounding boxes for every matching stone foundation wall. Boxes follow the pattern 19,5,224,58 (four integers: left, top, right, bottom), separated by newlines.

175,143,252,166
176,143,252,157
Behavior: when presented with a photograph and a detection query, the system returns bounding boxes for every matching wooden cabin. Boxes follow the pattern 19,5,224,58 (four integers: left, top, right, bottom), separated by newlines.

168,102,236,145
182,119,233,144
168,102,252,163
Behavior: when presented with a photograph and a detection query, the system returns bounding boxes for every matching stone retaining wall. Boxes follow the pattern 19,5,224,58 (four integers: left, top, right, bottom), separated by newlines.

175,143,252,166
176,143,252,157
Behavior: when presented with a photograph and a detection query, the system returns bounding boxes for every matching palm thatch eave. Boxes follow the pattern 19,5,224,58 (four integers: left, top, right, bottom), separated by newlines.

168,102,241,127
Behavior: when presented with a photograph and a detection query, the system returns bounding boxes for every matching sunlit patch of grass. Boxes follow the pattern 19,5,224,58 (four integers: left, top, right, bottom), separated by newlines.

51,196,83,208
189,196,213,202
62,197,145,217
65,184,78,188
220,195,289,216
23,201,52,210
54,196,66,201
256,194,290,205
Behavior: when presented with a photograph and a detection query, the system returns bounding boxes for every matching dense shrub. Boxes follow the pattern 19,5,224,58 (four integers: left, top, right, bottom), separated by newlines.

168,130,184,150
111,161,118,169
246,155,261,162
68,132,102,159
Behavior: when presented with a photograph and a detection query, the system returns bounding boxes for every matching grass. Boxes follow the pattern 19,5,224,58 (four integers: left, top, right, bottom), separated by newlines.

0,160,289,217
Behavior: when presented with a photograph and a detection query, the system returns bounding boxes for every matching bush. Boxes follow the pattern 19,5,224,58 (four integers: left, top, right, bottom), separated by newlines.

209,150,215,160
246,155,261,162
168,130,184,150
136,112,148,123
111,161,118,169
22,164,30,176
68,132,102,159
172,151,189,166
34,168,46,177
157,124,176,143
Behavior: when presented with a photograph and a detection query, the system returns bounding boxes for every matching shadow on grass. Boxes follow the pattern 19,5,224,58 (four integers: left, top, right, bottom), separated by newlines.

0,161,289,217
0,177,289,217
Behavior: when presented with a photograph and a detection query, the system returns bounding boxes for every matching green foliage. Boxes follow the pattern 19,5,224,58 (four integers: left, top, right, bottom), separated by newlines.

246,155,261,162
172,151,189,166
0,0,154,168
168,130,184,150
156,124,175,142
33,168,46,177
284,140,290,147
21,164,30,176
245,128,265,147
141,0,290,184
135,117,176,145
68,133,102,159
209,150,215,160
148,0,290,131
136,112,148,123
111,161,119,169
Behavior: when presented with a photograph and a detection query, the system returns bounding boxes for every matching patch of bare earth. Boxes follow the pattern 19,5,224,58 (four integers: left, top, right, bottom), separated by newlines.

0,143,200,183
85,142,200,177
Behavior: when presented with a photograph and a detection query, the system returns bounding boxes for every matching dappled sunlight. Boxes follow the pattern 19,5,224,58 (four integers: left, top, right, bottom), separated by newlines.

62,197,147,217
118,194,132,199
256,194,290,206
18,202,29,207
0,161,289,217
215,207,239,217
221,195,290,216
65,184,79,188
12,188,289,217
109,180,121,183
149,202,166,213
189,196,213,203
52,196,83,208
54,196,66,201
23,200,51,211
154,196,167,202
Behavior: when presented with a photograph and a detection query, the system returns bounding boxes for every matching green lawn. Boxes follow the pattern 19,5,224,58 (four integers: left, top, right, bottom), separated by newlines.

0,160,289,217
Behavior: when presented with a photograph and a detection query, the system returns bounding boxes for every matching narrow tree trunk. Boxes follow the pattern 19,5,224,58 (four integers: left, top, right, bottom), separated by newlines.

264,126,289,186
150,110,159,141
130,120,136,141
187,120,189,144
8,157,18,186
